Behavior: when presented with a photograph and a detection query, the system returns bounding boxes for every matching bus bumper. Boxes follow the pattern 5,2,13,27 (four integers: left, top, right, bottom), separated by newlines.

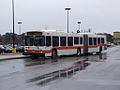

23,52,45,57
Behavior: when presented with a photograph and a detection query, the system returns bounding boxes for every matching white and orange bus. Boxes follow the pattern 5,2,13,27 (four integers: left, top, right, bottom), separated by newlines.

23,30,107,58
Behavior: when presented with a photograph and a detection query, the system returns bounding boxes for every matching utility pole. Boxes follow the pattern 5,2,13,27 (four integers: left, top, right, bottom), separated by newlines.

12,0,16,54
65,7,71,33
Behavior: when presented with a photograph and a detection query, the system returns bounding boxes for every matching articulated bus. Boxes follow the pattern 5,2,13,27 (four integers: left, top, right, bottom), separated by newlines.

23,30,107,58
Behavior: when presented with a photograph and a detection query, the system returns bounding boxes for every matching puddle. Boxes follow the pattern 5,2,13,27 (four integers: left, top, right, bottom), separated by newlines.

99,53,107,60
27,60,90,86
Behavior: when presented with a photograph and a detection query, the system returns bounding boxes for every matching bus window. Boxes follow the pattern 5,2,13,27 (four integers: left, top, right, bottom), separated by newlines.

74,37,79,44
68,37,73,46
34,36,45,46
101,38,104,44
98,38,100,44
46,36,51,46
25,36,34,46
93,38,97,45
89,38,93,45
60,37,66,46
80,37,83,44
53,36,59,46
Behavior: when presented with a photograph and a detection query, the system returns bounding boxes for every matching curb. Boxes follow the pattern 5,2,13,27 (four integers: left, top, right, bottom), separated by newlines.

0,56,30,61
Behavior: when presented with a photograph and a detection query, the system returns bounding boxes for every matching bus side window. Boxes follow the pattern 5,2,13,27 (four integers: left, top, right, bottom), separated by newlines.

74,37,79,44
80,37,83,44
98,38,100,44
89,38,93,45
101,38,104,44
53,36,59,47
68,37,73,46
46,36,51,46
60,37,66,46
93,38,97,45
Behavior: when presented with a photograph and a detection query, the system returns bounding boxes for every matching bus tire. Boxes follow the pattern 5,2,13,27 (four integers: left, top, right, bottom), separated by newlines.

51,49,57,59
99,47,102,53
77,48,81,56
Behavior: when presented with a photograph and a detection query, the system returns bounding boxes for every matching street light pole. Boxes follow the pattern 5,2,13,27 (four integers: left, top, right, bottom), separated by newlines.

18,22,22,35
12,0,16,53
65,7,71,33
78,21,81,31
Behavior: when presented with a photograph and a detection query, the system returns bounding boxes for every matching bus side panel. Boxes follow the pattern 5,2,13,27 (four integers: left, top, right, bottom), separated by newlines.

88,47,99,54
58,49,77,56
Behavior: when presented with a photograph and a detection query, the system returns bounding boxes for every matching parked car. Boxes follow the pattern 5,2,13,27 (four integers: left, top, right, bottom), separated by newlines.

0,45,5,54
3,45,12,53
107,42,113,47
16,46,24,52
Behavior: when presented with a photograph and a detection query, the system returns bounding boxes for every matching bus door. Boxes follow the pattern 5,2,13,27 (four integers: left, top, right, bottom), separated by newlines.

83,34,88,55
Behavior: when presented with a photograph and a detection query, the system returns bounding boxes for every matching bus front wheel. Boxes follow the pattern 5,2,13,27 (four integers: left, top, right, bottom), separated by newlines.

98,47,102,54
51,49,57,59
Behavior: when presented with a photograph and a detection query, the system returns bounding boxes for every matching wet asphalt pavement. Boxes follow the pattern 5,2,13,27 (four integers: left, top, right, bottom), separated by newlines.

0,54,105,90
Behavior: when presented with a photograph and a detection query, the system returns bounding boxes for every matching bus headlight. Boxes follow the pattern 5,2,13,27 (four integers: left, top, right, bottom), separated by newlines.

40,50,43,53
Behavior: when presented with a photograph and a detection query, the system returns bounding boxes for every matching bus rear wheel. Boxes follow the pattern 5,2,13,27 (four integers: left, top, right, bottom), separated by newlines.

51,49,57,59
97,47,102,54
77,48,81,56
100,47,102,53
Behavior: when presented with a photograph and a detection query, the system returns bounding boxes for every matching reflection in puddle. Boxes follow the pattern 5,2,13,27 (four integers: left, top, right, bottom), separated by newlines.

27,60,90,86
25,54,107,86
99,53,107,60
23,56,61,67
24,58,47,66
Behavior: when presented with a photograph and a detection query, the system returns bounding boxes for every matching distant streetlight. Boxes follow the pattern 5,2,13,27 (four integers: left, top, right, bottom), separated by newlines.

77,21,81,31
77,22,81,33
12,0,16,53
65,7,71,33
18,21,22,35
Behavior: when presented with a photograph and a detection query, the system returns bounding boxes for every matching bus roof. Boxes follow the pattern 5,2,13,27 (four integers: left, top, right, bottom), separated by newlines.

24,30,106,38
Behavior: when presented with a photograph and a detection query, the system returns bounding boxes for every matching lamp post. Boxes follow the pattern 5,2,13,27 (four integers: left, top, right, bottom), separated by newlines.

18,21,22,35
12,0,16,53
77,21,81,32
65,7,71,33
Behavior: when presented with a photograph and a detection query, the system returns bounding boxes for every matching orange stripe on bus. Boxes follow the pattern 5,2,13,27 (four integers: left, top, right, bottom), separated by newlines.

25,44,106,54
25,50,52,54
57,46,83,50
88,45,97,48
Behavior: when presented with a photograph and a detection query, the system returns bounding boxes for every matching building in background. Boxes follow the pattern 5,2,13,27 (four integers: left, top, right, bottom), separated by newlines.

113,32,120,45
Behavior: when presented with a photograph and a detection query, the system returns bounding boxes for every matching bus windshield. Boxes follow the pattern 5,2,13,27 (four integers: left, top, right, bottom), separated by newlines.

25,36,34,46
25,36,45,46
34,36,45,46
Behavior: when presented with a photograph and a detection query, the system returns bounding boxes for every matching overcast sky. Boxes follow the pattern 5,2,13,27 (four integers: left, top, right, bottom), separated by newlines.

0,0,120,35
